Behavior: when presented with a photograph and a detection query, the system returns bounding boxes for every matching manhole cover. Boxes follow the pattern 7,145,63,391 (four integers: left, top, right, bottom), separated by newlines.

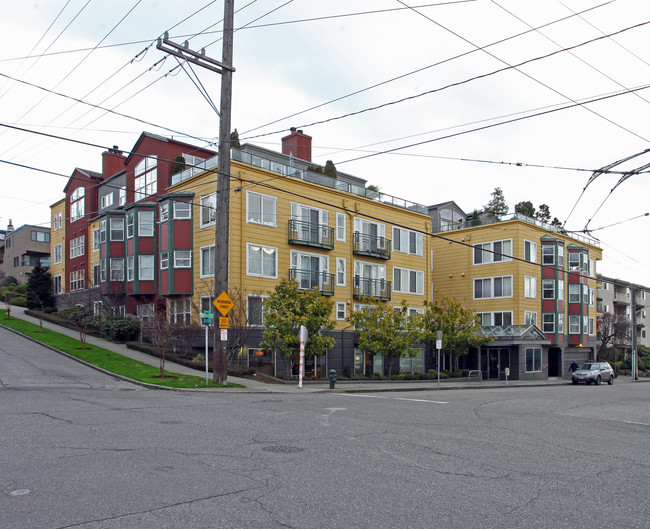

262,446,304,454
10,489,31,496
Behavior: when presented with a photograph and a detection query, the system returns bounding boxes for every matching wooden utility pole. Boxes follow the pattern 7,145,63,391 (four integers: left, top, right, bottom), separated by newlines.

157,0,235,385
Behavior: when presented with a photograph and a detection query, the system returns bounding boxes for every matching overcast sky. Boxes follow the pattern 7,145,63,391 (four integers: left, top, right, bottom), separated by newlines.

1,0,649,285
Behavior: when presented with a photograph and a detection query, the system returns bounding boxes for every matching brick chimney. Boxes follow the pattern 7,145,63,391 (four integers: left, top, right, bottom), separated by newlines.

281,127,312,162
102,146,126,179
7,219,14,232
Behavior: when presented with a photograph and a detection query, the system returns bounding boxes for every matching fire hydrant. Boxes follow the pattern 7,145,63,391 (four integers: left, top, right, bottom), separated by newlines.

329,369,337,389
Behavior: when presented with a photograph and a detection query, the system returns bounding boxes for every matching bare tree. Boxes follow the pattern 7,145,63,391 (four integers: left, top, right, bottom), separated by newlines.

146,312,177,377
597,311,631,359
59,306,94,350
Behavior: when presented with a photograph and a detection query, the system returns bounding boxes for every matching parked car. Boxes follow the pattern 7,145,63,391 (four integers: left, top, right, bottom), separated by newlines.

571,362,614,385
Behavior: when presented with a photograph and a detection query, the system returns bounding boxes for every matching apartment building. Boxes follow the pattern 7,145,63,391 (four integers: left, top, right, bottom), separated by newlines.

0,220,51,283
431,212,602,380
597,275,649,349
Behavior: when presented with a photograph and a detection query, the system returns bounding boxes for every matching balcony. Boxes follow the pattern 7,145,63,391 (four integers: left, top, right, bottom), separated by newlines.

613,292,630,305
288,269,335,296
288,219,334,250
353,232,391,260
353,276,391,301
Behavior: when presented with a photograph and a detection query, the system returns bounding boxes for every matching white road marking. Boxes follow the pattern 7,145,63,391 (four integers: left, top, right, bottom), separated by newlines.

336,394,448,404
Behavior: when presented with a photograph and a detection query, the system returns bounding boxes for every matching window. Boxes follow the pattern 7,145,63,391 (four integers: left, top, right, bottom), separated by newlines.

110,218,124,241
474,276,512,299
119,186,126,206
100,193,113,209
336,212,346,241
174,250,192,268
53,212,63,231
543,313,555,333
336,302,346,321
92,228,100,251
336,257,346,287
173,201,191,219
168,298,191,325
70,236,85,259
53,275,62,294
524,240,537,263
70,187,85,222
134,156,157,201
127,256,134,281
126,212,134,238
247,243,277,278
524,311,537,326
569,284,581,303
542,279,555,299
247,295,267,326
139,255,154,281
542,245,555,265
31,231,50,242
137,303,155,323
160,251,169,270
558,313,565,333
393,267,424,295
568,252,580,270
290,251,328,290
70,270,85,291
247,191,276,227
589,317,595,336
558,279,565,300
100,259,107,282
160,203,169,222
13,256,18,267
478,311,512,326
200,245,215,277
138,210,155,237
473,239,512,265
524,276,537,298
110,258,124,281
525,348,542,372
569,315,580,334
200,193,217,227
54,244,62,264
393,227,423,256
354,218,386,252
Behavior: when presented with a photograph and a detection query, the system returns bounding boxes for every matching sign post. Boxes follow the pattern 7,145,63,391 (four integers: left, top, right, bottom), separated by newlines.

213,291,234,385
298,325,307,389
436,330,443,388
200,311,214,385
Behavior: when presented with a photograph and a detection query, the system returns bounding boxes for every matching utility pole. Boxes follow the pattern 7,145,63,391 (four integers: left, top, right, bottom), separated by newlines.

630,285,639,381
157,0,235,385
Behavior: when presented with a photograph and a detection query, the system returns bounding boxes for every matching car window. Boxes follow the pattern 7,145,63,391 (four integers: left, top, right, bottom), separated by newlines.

580,363,592,370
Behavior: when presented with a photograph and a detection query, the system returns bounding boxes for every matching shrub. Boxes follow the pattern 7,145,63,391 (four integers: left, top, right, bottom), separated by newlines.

343,365,352,378
427,369,438,379
439,372,449,379
276,373,285,380
101,316,141,341
404,373,416,380
390,374,405,380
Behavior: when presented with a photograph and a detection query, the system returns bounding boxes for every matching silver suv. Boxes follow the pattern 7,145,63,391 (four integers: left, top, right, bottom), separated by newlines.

571,361,614,385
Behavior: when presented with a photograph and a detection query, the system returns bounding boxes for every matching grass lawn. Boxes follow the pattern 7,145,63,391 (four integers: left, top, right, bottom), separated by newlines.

0,310,244,389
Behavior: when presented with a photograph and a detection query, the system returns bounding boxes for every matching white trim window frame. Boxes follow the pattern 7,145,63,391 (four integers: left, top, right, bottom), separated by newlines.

247,294,268,327
70,187,85,222
473,275,513,300
138,210,155,237
200,193,217,228
393,267,424,295
173,201,192,219
525,347,542,373
54,244,62,264
92,228,100,251
542,313,555,333
336,212,346,242
568,283,581,304
246,191,277,227
542,279,555,300
524,310,537,326
477,311,512,326
173,250,192,269
524,276,537,298
101,193,114,210
336,257,346,287
168,297,191,325
126,256,134,281
139,255,155,281
524,240,537,263
53,275,62,294
160,251,169,270
568,315,580,334
392,227,423,256
110,218,124,241
336,301,346,321
134,156,157,201
70,236,85,259
473,239,513,265
247,243,277,278
290,250,328,290
110,258,124,281
126,212,134,239
200,245,215,278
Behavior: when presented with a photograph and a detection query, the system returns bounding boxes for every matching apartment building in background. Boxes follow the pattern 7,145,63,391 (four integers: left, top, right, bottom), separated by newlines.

597,275,649,349
0,220,51,283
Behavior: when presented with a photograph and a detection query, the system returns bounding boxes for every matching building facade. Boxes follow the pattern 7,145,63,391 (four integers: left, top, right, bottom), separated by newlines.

0,221,51,283
597,275,649,349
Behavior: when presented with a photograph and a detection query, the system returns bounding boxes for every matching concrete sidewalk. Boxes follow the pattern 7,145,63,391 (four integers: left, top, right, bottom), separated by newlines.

4,306,643,393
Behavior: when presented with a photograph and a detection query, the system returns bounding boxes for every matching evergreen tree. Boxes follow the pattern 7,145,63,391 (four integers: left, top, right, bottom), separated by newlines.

230,128,241,149
26,263,54,310
323,160,338,179
470,210,482,226
535,204,551,223
483,187,508,220
171,154,186,175
514,201,536,218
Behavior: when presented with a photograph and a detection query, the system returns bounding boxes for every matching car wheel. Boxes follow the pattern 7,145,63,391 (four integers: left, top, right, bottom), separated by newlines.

596,376,601,385
608,376,614,385
572,380,578,385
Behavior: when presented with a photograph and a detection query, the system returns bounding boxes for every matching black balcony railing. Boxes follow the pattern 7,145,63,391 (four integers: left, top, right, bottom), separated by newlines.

353,276,391,301
289,269,335,296
288,219,334,250
352,232,391,259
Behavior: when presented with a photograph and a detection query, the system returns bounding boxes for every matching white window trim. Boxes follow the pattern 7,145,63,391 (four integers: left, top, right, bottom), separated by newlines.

139,255,155,281
336,301,347,321
524,239,537,263
524,276,537,299
473,239,513,265
473,275,513,300
200,245,215,278
138,210,155,237
246,190,277,228
336,212,346,242
54,244,62,264
477,311,513,326
392,266,425,295
336,257,346,287
246,242,278,279
392,226,424,256
173,250,192,269
247,294,268,327
200,193,217,228
525,348,542,373
524,310,537,327
173,201,192,220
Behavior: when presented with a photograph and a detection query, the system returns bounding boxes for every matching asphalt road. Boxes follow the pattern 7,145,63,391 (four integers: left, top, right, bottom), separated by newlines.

1,327,649,529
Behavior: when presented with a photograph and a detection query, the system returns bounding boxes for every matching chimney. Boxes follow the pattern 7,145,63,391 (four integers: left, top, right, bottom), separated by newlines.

281,127,312,162
102,146,126,179
7,219,14,232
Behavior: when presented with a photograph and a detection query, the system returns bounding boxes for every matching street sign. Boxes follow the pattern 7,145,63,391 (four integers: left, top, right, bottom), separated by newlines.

220,329,228,341
219,317,229,329
201,310,214,325
213,291,234,316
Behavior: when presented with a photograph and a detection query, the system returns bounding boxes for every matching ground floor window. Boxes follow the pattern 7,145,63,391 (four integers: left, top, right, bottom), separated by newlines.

169,297,191,325
400,349,424,374
136,303,155,325
525,347,542,372
53,275,62,294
